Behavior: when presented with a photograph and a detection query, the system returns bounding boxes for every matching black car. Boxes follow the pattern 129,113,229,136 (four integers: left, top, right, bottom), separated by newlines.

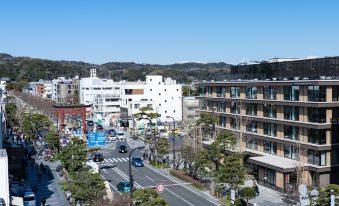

87,120,94,127
97,124,103,130
118,145,127,153
92,153,104,162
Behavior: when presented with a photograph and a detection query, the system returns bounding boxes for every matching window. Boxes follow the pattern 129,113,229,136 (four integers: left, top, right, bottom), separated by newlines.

308,129,326,144
264,123,277,137
246,139,258,150
230,86,240,98
284,145,299,160
173,110,176,113
259,167,276,186
284,125,299,140
308,86,326,102
230,118,239,130
165,100,167,102
159,104,161,106
284,106,299,120
217,101,225,112
308,108,326,123
246,121,257,133
147,104,153,109
263,104,277,118
263,86,277,100
230,102,240,114
150,89,152,91
245,86,257,99
333,86,339,101
308,150,326,166
216,87,225,97
332,149,339,165
164,89,167,91
200,87,207,96
245,103,257,116
219,116,226,127
263,140,277,155
159,93,161,96
134,104,140,109
207,87,212,96
165,110,167,113
284,86,299,101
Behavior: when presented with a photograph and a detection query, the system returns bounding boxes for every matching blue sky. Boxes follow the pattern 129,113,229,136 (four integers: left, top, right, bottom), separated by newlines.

0,0,338,64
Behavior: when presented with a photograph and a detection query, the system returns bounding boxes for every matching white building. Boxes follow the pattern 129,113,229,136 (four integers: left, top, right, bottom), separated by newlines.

80,69,122,126
119,75,182,122
182,96,199,122
0,149,9,206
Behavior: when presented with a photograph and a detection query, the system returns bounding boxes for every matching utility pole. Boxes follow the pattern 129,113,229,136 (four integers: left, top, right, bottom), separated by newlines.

166,116,175,169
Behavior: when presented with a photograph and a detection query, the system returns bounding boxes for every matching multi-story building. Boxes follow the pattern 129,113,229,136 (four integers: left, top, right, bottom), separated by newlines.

52,76,80,104
198,78,339,190
182,96,199,122
80,69,121,126
119,75,182,122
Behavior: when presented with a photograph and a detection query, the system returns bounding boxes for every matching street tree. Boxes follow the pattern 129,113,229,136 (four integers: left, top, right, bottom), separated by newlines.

22,113,50,145
61,169,106,204
181,145,196,172
56,138,87,173
215,153,245,191
132,188,169,206
157,138,169,159
5,103,17,128
45,131,60,152
192,150,211,181
240,187,256,205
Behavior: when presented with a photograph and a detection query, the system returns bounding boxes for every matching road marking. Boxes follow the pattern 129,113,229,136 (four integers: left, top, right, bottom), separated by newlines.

103,169,107,174
112,158,118,162
109,159,114,163
145,175,154,182
116,158,122,162
166,188,194,206
104,159,110,163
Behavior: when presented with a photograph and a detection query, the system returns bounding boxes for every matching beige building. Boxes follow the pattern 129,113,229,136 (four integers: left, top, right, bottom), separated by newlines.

197,79,339,190
52,76,80,104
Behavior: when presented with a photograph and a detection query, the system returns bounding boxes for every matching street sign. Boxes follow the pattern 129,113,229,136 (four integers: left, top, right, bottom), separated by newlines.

88,131,106,147
75,129,81,136
156,183,166,193
231,189,236,204
298,184,310,206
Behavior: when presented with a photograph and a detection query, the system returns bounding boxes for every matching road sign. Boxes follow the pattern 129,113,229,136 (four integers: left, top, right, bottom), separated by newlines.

88,131,106,147
156,183,166,193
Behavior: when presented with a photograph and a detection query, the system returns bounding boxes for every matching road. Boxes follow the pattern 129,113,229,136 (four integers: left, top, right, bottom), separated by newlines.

96,140,221,206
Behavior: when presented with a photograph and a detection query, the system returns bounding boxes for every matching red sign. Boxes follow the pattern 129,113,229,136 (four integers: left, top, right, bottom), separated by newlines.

156,183,166,193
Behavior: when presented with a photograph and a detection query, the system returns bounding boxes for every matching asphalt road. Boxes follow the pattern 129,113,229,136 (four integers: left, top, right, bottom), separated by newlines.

96,141,220,206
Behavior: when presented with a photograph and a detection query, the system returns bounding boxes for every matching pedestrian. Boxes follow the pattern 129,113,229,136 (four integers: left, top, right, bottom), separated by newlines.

32,184,38,194
253,180,259,196
143,152,146,160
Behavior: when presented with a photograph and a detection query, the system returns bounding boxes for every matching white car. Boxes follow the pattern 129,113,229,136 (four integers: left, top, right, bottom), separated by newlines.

109,135,117,142
116,132,126,141
160,132,169,138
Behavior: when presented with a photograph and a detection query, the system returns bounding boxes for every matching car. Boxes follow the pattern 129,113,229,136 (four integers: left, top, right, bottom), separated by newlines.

118,145,127,153
132,157,144,167
108,128,116,135
116,131,125,141
23,191,36,206
92,153,104,162
87,120,94,127
117,181,130,193
97,124,103,130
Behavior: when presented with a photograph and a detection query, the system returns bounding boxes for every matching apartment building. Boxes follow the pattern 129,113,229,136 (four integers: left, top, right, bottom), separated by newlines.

119,75,183,122
52,76,80,104
182,96,199,122
197,78,339,190
79,69,122,125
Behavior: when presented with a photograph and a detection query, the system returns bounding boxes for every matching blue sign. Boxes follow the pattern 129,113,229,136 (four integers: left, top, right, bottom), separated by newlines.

75,129,81,136
88,131,106,147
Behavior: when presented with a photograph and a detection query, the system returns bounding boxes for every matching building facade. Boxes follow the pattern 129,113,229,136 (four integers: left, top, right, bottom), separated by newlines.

119,75,183,122
182,96,199,122
52,76,80,104
198,79,339,190
80,69,121,126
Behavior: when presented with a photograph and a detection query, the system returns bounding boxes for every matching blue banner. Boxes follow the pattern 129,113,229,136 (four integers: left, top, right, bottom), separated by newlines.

88,131,106,147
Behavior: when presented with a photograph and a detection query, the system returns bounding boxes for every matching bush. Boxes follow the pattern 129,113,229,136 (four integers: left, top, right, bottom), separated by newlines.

170,169,207,190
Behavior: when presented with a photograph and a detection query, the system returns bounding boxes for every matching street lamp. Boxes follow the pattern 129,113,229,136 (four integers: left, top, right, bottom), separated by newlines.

129,146,145,197
166,116,175,169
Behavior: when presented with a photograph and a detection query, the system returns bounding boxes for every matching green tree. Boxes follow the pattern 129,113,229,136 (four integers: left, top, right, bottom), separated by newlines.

182,85,191,96
132,188,169,206
157,138,169,157
13,80,28,91
61,169,106,203
45,131,60,152
316,184,339,205
22,113,50,145
56,138,87,173
181,145,196,172
192,150,211,181
215,153,245,191
196,112,217,140
5,103,17,127
240,187,256,205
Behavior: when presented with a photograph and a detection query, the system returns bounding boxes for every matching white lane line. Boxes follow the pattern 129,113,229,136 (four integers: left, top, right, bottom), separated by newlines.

100,174,122,195
166,188,194,206
145,175,154,182
103,169,107,174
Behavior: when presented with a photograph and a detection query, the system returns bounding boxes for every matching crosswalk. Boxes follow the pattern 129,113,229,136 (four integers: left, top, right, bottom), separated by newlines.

103,157,130,163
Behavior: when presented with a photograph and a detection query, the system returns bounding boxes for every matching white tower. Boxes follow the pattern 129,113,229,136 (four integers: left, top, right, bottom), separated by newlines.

90,69,97,78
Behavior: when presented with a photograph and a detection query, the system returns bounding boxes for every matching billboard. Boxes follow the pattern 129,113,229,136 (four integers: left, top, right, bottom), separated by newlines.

88,131,106,147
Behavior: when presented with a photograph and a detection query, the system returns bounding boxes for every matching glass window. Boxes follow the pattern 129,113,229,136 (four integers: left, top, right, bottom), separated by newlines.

333,86,339,101
230,102,240,114
308,129,326,144
245,103,257,116
219,116,226,127
230,86,240,98
216,87,225,97
263,140,277,155
263,86,277,100
264,123,277,137
199,87,206,96
308,108,326,123
284,145,299,160
246,121,257,133
308,150,326,166
263,104,277,118
134,104,140,109
207,87,213,96
217,101,225,112
246,86,257,99
284,125,299,140
230,118,239,130
308,86,326,102
246,139,257,150
332,149,339,165
259,167,276,186
284,86,299,101
284,106,299,121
